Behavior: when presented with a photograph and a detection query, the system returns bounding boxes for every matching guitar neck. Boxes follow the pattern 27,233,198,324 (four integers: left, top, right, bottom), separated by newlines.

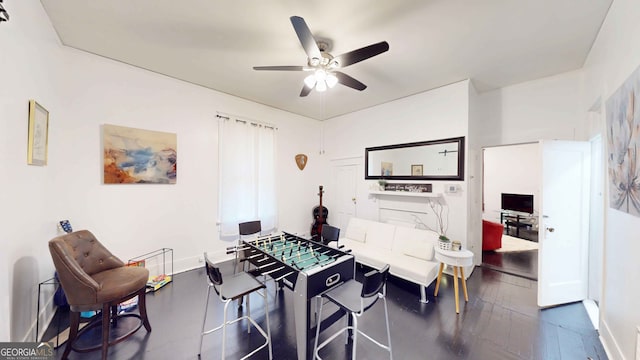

318,186,324,219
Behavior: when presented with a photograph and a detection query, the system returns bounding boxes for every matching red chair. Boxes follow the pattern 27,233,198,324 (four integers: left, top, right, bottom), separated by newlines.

482,220,503,251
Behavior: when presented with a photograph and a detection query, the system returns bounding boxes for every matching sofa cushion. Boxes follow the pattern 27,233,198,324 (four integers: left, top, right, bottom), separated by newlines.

364,221,396,251
339,238,368,254
394,226,438,261
352,246,388,270
344,218,369,243
388,254,440,286
385,219,415,228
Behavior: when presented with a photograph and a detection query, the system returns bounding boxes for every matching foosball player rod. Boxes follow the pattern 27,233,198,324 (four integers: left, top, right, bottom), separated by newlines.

274,271,295,283
225,245,250,254
318,257,338,267
260,266,285,276
245,253,264,260
254,260,279,270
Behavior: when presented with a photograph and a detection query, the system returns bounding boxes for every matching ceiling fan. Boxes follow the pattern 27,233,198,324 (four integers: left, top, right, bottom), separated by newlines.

253,16,389,97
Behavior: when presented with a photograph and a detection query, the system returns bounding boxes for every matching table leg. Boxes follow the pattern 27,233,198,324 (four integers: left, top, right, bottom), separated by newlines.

434,263,445,297
460,267,468,302
453,266,460,314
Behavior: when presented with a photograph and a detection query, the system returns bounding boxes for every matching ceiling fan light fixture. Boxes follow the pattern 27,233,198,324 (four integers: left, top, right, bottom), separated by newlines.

315,80,327,92
304,74,317,88
309,57,321,67
254,16,389,97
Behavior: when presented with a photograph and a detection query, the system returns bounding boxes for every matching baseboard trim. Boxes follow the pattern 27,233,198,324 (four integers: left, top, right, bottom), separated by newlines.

600,318,625,360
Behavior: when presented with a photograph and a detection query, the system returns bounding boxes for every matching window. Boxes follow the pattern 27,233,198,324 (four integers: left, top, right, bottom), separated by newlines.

218,115,277,239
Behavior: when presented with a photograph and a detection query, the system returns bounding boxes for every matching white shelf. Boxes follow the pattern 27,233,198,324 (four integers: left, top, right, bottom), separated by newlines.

369,191,442,198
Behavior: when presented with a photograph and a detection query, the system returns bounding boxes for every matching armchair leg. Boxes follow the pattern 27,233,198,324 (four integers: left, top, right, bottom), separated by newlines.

137,288,152,332
102,303,110,360
62,311,80,359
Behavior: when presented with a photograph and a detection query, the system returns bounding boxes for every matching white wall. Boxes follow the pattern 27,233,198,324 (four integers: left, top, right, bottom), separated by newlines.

321,80,472,251
475,69,586,146
1,1,321,342
581,0,640,358
482,143,541,223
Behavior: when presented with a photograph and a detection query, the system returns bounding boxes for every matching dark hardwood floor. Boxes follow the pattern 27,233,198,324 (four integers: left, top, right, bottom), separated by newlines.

482,227,539,280
482,249,538,280
45,261,607,360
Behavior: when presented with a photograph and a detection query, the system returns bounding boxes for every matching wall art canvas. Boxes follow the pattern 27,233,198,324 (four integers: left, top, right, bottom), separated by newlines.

606,65,640,216
103,124,177,184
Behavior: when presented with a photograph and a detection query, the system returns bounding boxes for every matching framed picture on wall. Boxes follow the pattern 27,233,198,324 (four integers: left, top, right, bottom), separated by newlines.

381,162,393,176
103,124,177,184
411,164,423,176
27,100,49,166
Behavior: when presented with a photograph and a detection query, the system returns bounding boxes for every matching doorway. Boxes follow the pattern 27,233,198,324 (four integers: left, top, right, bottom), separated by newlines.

328,158,359,232
482,140,597,308
585,134,604,329
481,143,540,280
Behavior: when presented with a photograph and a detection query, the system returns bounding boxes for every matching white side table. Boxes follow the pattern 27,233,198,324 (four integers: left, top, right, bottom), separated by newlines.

434,247,474,314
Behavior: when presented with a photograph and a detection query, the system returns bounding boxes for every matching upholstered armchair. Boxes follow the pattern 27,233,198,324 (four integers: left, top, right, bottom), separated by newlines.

48,230,151,359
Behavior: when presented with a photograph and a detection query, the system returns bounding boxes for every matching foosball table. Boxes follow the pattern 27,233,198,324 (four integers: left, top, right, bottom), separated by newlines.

241,232,355,360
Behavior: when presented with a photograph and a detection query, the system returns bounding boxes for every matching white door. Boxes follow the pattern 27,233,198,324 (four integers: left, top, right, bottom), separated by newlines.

333,164,357,232
538,140,591,307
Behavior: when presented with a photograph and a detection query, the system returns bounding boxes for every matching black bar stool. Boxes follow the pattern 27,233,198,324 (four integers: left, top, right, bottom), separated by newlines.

197,252,272,359
313,264,393,359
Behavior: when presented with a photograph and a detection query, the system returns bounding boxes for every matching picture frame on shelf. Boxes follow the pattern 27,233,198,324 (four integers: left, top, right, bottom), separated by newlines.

27,100,49,166
411,164,423,176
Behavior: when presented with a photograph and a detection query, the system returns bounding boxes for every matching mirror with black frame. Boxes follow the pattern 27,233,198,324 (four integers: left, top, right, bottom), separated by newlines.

365,136,465,181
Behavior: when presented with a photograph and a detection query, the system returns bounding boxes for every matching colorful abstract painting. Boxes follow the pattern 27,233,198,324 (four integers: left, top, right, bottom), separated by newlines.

103,124,177,184
606,65,640,216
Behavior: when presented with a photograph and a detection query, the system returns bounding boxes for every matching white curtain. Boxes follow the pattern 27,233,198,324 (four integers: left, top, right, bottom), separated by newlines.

219,116,277,239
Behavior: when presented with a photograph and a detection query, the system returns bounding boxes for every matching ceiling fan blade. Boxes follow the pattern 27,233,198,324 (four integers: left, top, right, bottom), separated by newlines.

334,71,367,91
290,16,321,60
300,84,313,97
253,66,308,71
333,41,389,68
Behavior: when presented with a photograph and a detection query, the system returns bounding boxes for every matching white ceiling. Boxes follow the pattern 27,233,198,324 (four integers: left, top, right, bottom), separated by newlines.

40,0,612,120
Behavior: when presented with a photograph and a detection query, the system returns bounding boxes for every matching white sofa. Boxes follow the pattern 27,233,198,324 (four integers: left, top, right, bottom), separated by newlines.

338,217,440,303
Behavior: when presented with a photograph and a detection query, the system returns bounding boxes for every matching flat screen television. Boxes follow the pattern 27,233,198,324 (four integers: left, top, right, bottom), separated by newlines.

501,193,534,214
